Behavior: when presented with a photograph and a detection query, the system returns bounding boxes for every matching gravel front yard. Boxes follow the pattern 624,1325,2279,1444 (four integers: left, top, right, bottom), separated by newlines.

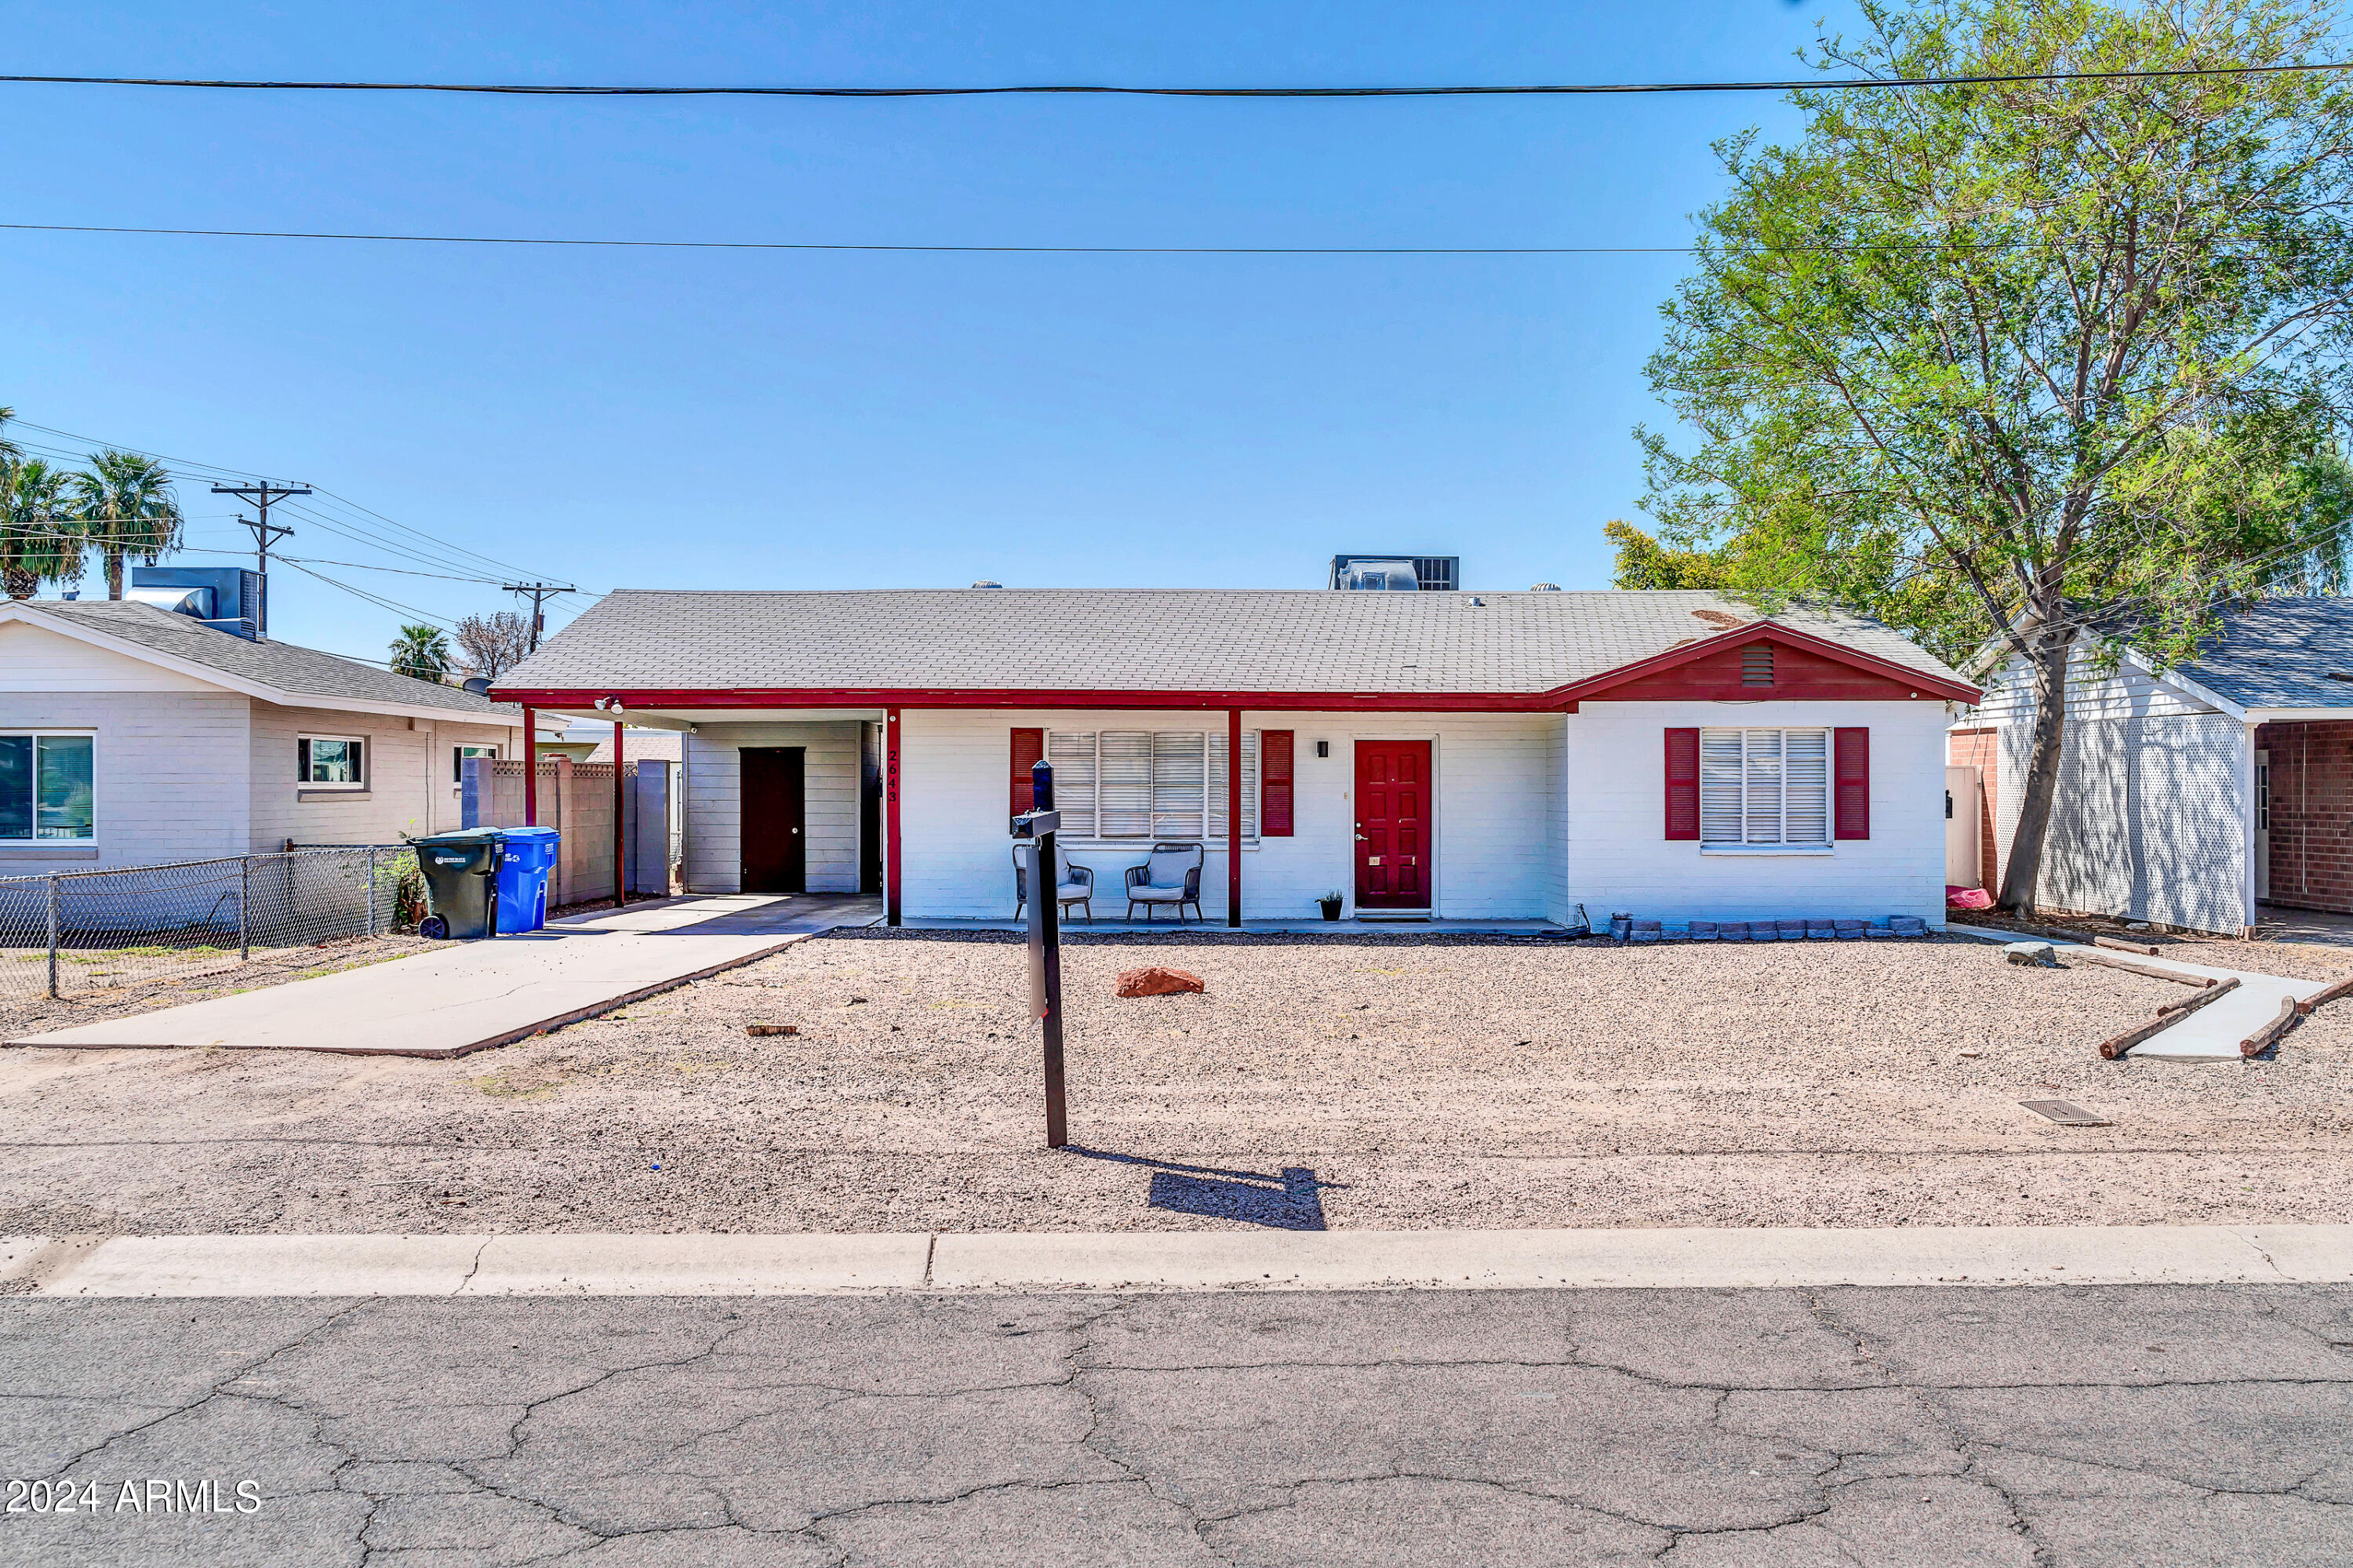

2,929,2349,1235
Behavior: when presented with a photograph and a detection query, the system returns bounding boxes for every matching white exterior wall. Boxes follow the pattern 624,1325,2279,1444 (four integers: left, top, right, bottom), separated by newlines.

1562,700,1951,926
895,708,1565,920
249,702,522,849
0,689,253,872
680,722,864,893
1965,649,2250,933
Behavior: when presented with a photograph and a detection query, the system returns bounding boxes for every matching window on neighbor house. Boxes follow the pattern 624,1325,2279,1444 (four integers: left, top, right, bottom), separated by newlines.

0,733,95,842
1045,729,1257,841
298,735,366,790
1700,727,1829,848
453,744,499,784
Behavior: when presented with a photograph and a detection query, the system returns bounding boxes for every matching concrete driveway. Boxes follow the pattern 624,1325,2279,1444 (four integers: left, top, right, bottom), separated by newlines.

4,893,880,1059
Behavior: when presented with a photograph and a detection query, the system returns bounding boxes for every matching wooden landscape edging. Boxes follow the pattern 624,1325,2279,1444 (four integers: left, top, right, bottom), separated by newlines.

2066,949,2213,988
2241,996,2301,1059
2295,976,2353,1017
2097,977,2240,1060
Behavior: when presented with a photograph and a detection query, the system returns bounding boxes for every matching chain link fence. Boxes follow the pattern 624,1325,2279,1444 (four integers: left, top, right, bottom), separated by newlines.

0,846,421,1005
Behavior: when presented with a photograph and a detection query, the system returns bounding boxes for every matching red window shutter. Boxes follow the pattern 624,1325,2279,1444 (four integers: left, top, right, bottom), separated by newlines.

1261,729,1295,836
1664,728,1700,840
1835,726,1870,839
1010,727,1044,817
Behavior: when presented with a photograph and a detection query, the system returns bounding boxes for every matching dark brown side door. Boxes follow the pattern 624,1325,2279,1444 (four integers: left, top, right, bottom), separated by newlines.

1355,740,1431,909
740,747,806,893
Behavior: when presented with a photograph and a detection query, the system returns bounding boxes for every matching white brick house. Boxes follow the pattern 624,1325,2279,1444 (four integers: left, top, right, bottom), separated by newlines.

495,588,1978,929
0,598,525,873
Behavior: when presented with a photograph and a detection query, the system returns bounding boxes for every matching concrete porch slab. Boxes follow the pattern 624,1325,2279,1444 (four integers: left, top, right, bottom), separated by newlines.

4,893,882,1059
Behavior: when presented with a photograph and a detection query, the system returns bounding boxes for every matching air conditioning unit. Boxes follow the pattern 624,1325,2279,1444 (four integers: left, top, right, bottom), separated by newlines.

1329,554,1459,591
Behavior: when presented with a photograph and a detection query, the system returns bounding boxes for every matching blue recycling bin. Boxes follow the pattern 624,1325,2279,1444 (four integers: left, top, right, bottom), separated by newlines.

494,827,561,933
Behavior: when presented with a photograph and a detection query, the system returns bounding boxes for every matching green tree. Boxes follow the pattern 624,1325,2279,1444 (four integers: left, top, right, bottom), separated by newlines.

73,449,184,600
1640,0,2353,914
1605,520,1736,590
388,622,454,682
0,448,82,601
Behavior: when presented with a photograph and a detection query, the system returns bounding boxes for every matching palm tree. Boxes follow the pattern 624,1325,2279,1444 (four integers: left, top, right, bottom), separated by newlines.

388,622,454,682
0,457,82,600
74,449,183,599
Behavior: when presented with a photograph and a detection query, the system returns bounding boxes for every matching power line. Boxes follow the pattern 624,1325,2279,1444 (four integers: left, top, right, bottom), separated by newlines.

4,219,2335,257
0,61,2345,97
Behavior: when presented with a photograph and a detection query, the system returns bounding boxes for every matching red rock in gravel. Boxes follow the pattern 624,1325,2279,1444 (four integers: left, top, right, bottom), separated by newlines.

1116,966,1205,999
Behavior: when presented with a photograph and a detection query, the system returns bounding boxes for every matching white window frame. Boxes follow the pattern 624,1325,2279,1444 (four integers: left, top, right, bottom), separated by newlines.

298,733,369,791
1698,726,1833,854
0,729,98,846
453,743,500,786
1042,729,1258,844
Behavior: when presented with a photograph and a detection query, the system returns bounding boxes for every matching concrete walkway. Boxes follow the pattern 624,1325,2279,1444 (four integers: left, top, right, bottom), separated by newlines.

2,893,882,1059
9,1224,2349,1297
1947,921,2327,1061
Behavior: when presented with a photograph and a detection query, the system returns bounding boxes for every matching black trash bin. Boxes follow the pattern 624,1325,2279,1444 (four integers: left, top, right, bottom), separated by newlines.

409,828,504,940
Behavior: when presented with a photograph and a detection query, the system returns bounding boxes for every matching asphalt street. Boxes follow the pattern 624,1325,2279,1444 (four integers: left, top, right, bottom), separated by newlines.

2,1284,2349,1566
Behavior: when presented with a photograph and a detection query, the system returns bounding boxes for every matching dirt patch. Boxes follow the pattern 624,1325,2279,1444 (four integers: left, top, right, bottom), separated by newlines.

0,930,2346,1235
0,935,435,1039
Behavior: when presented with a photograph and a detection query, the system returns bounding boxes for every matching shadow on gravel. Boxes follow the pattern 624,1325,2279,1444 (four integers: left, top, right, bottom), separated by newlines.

1067,1147,1338,1230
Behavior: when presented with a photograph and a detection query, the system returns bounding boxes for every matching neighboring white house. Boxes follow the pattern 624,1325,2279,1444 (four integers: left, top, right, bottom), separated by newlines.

1953,598,2353,936
494,585,1980,928
0,586,525,874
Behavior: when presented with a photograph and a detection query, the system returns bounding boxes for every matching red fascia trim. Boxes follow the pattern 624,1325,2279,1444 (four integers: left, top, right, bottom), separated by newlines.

1540,620,1981,706
491,686,1580,713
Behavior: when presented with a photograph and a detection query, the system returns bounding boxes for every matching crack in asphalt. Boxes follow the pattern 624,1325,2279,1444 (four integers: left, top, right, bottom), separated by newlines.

10,1287,2353,1565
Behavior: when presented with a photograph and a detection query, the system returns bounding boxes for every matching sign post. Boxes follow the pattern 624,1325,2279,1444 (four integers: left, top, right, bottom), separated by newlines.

1011,759,1067,1148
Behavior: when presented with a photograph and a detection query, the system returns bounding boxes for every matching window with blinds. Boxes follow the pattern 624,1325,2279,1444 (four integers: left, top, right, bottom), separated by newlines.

1700,727,1830,847
1046,730,1257,841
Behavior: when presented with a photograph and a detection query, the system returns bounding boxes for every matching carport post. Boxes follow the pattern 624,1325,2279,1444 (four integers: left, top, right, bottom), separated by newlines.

885,707,903,926
522,706,539,827
1227,708,1243,928
612,720,627,909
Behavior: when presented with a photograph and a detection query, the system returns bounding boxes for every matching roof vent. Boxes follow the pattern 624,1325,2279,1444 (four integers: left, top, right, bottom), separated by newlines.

971,580,1003,588
1741,644,1776,687
1529,582,1560,591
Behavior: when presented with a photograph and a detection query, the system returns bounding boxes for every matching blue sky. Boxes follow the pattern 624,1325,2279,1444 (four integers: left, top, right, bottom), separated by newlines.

4,1,1854,664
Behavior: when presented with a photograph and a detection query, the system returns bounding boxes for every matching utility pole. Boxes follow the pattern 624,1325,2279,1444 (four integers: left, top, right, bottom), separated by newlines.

502,583,576,652
212,482,311,638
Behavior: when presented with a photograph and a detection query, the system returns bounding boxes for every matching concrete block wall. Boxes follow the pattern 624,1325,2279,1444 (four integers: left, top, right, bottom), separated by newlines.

2255,720,2353,915
249,701,521,849
681,722,864,893
1562,700,1951,926
0,689,252,873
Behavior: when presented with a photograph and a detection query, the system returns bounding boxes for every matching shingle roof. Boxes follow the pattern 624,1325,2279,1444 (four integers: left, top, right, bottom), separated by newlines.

500,588,1966,696
2178,598,2353,710
16,600,520,718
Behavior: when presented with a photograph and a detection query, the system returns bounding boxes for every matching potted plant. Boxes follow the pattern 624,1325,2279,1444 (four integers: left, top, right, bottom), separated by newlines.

1318,890,1344,922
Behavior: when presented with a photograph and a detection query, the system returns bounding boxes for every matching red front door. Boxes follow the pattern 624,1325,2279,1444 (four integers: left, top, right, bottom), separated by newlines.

1355,740,1431,910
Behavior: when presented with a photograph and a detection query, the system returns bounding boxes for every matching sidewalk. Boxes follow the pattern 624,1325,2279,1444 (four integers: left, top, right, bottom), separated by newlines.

2,893,882,1059
11,1224,2349,1297
1948,921,2328,1060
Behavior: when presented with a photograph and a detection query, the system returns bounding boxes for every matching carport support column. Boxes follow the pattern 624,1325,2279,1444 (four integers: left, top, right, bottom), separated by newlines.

886,707,903,926
612,720,626,909
1227,708,1243,928
522,706,538,827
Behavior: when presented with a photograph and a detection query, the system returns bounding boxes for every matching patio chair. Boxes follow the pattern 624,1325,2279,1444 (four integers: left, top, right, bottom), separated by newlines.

1013,842,1096,922
1125,842,1206,924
